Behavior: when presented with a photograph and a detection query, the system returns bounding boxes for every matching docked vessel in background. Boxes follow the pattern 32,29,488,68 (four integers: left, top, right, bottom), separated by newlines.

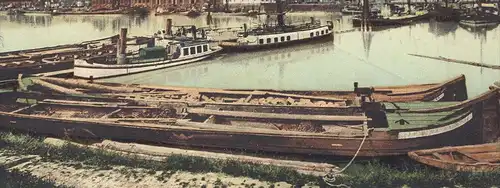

74,28,222,79
459,3,500,29
353,3,430,27
219,0,334,52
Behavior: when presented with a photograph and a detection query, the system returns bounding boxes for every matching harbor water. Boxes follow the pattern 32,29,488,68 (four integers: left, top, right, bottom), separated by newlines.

1,13,499,97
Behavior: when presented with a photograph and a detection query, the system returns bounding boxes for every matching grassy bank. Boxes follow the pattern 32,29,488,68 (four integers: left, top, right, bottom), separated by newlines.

0,165,65,188
1,132,500,187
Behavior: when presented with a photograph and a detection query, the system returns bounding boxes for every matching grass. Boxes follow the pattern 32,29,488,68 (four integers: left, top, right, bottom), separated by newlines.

0,166,65,188
1,131,500,187
0,132,317,186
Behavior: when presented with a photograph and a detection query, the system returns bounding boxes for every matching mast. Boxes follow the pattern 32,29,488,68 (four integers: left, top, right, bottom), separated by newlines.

276,0,285,28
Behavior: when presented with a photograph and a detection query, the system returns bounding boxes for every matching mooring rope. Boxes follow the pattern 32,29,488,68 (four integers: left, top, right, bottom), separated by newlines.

322,127,374,188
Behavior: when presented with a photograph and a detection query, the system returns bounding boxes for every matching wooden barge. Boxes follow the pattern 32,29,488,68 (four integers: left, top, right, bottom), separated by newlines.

23,74,468,103
0,85,497,157
409,142,500,172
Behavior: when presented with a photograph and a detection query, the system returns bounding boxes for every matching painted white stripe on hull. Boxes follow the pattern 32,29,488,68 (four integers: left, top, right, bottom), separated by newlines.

397,113,473,139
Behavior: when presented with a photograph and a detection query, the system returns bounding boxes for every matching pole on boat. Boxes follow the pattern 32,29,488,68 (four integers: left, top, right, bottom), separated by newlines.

117,28,127,65
362,0,369,31
243,23,248,37
166,18,173,36
407,0,412,13
191,25,197,40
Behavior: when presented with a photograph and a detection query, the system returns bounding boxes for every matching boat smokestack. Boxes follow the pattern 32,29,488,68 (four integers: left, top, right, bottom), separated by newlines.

310,17,314,24
191,25,197,40
166,19,172,36
243,23,248,37
117,28,127,65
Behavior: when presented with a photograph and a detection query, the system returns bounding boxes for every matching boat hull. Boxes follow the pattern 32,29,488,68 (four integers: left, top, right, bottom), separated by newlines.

219,27,334,52
0,105,486,157
0,60,73,80
1,88,497,157
353,13,431,27
409,143,500,172
74,49,221,79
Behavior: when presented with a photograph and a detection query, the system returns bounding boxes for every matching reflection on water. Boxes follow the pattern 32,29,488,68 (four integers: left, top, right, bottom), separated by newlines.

1,14,500,97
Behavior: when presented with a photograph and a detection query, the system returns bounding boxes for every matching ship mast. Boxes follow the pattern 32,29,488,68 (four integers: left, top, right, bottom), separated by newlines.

276,0,285,28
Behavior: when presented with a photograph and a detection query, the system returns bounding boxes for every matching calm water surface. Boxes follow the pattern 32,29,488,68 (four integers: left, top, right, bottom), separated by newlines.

1,13,499,97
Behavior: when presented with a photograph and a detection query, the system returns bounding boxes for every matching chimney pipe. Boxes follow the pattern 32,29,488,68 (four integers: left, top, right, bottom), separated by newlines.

191,25,197,40
117,28,127,65
166,18,172,36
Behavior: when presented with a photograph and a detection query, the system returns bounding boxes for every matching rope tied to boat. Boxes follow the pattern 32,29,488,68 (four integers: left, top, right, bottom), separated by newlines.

322,125,374,188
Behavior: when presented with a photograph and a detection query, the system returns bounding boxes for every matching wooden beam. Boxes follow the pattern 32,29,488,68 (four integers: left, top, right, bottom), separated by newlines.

187,108,371,122
10,104,38,114
100,109,122,119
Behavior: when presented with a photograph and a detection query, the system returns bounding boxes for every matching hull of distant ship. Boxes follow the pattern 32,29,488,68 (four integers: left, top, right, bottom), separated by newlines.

219,32,333,52
353,13,431,27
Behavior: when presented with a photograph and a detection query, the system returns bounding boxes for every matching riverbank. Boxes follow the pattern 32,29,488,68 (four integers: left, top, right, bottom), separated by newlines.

1,131,500,187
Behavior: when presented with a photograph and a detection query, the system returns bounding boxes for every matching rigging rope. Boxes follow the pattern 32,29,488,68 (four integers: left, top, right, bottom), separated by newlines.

322,126,374,188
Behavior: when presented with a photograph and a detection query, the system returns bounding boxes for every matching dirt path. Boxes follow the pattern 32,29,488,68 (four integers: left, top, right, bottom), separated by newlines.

0,151,318,188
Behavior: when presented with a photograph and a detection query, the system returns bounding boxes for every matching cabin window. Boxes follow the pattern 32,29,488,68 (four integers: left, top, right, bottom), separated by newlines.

190,47,196,55
183,48,189,56
316,31,319,36
321,30,324,35
259,39,264,44
310,32,313,37
267,38,271,43
203,45,208,52
280,36,285,42
274,37,278,43
287,36,291,41
197,46,202,53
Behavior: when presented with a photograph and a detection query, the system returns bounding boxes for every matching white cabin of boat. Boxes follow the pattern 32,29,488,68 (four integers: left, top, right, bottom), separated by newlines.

220,17,334,49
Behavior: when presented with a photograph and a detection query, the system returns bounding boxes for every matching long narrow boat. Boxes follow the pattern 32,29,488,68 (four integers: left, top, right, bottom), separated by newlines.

0,46,116,80
0,86,497,157
0,35,118,63
24,74,468,102
408,143,500,172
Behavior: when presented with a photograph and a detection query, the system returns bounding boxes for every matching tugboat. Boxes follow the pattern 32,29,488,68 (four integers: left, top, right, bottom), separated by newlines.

459,3,500,29
74,28,222,79
218,0,334,52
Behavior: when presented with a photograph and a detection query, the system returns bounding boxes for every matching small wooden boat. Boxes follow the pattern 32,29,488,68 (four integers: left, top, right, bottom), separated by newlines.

180,9,202,17
0,86,498,157
0,46,115,80
23,74,467,103
74,29,223,79
408,143,500,172
0,35,118,63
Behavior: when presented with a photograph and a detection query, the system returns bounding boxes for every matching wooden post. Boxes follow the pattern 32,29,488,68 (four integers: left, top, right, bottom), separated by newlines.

407,0,411,13
166,18,172,36
243,23,248,37
117,28,127,65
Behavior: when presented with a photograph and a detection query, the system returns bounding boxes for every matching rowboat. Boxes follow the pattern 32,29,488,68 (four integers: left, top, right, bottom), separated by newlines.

0,86,497,157
22,74,468,103
408,143,500,172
